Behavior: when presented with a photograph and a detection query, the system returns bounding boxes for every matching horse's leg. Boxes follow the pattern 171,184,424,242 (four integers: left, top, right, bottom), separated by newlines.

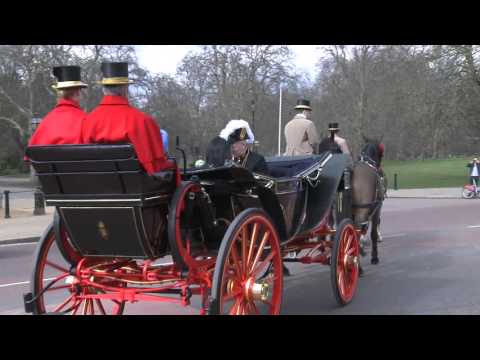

359,222,368,257
376,202,383,243
371,208,380,265
377,216,383,242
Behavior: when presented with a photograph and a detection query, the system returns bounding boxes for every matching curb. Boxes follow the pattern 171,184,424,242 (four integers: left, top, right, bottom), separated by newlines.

0,180,34,189
0,237,39,245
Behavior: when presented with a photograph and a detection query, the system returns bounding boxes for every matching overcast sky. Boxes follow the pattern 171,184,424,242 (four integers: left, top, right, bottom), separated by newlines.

135,45,323,79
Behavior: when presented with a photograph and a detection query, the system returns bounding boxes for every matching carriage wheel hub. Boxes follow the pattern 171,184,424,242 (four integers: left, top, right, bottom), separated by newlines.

344,255,358,268
245,277,269,302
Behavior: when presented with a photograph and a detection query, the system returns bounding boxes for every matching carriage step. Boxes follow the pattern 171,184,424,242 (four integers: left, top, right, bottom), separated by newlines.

23,293,34,314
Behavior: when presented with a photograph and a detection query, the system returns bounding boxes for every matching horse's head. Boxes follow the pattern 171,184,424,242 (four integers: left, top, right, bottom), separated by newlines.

360,140,383,167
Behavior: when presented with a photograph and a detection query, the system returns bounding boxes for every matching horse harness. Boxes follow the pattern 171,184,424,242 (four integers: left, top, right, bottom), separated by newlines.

352,153,385,215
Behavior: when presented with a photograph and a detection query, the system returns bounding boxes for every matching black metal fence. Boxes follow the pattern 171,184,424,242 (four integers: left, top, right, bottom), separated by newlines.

1,189,45,219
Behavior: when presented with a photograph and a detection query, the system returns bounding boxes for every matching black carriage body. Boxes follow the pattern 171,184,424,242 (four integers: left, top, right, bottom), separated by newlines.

184,152,352,244
26,144,176,259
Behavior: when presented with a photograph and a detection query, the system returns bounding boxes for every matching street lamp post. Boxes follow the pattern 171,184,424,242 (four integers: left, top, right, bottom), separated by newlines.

250,99,255,134
30,116,45,216
278,85,283,156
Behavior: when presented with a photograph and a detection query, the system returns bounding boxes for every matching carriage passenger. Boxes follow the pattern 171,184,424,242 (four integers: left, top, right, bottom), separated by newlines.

206,135,230,167
206,119,267,174
229,128,268,175
81,62,172,175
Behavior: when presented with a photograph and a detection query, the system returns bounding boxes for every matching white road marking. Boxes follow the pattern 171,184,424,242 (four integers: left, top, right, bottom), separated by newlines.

467,225,480,228
0,242,37,248
0,280,30,288
380,233,406,239
0,277,56,289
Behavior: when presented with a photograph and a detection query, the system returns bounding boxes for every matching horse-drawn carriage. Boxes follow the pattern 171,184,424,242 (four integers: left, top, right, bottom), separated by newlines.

23,143,363,315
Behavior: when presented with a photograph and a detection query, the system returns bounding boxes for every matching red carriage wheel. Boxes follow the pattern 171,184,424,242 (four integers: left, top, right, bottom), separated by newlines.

209,208,283,315
30,225,125,315
330,218,360,306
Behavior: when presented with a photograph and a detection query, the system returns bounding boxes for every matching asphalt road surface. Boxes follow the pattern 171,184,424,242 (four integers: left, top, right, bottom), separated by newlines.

2,197,480,315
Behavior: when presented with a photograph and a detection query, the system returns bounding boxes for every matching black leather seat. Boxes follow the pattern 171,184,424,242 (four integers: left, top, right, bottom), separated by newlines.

26,144,176,259
26,144,176,198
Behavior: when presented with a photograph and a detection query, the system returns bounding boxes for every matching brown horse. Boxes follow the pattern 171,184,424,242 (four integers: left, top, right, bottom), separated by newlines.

352,141,386,266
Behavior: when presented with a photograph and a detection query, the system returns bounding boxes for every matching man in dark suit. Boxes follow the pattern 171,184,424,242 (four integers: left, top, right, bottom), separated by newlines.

229,127,268,174
317,122,351,155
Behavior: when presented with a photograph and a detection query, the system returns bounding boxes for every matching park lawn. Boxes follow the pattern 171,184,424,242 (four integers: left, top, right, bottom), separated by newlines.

382,157,472,189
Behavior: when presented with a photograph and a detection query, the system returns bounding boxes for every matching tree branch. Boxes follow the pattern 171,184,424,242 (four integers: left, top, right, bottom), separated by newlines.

0,85,32,118
0,116,25,138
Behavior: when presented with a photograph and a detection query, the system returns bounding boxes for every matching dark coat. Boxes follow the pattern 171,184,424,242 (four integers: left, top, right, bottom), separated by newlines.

206,136,230,167
242,150,268,175
318,137,342,154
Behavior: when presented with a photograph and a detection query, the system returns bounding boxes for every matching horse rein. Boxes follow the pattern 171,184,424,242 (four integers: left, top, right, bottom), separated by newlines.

359,154,379,170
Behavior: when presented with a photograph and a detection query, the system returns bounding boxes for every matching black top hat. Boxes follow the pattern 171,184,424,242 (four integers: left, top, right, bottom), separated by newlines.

99,62,134,85
228,127,250,143
294,99,312,111
52,66,87,89
328,122,339,131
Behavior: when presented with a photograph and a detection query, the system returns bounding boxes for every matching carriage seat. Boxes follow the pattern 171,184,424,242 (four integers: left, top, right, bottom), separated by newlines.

26,144,176,202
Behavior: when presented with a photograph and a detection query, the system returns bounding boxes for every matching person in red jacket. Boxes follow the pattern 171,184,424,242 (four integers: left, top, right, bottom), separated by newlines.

81,62,169,175
28,65,88,147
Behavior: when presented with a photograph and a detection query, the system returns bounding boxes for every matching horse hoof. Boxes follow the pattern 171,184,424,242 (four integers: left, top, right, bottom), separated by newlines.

371,258,379,265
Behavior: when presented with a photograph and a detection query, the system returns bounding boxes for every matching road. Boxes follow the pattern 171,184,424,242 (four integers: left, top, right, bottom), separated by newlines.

2,197,480,315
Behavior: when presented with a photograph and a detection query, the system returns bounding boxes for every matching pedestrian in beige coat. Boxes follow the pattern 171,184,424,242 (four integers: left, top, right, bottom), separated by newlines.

284,99,319,156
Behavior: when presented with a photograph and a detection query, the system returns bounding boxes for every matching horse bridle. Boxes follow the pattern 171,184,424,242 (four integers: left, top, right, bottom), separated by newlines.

359,153,379,170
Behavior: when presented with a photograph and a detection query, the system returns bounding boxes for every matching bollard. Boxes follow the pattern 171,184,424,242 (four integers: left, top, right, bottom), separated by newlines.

394,173,398,190
4,190,10,218
33,188,46,216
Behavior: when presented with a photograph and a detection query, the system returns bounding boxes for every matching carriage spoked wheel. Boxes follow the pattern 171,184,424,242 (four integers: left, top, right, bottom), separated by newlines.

209,208,283,315
330,218,360,306
30,224,125,315
168,181,214,270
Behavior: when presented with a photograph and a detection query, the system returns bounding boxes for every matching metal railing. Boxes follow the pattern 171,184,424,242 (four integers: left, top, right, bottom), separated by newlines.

2,189,45,219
